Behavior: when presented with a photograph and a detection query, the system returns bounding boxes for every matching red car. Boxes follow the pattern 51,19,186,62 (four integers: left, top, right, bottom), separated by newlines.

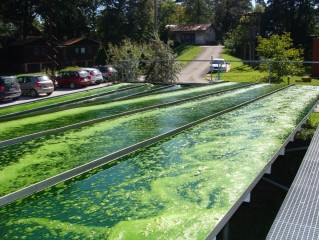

56,70,92,88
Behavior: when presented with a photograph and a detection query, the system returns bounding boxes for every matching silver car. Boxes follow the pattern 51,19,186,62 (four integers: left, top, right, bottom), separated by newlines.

81,68,103,85
17,74,55,97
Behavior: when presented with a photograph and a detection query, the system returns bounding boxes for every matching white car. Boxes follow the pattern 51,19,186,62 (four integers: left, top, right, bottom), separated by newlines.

81,68,103,85
210,58,230,73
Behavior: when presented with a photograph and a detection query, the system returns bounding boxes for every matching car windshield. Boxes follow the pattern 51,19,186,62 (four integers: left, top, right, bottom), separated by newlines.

211,60,225,65
78,71,89,77
1,77,18,84
37,76,50,82
99,67,107,72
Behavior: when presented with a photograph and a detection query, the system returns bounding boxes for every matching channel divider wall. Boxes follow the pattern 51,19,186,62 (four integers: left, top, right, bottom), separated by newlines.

205,100,318,240
0,83,256,148
0,85,144,120
0,85,291,206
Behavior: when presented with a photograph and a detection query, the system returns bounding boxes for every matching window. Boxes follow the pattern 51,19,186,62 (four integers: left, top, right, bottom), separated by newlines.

41,48,47,55
75,47,85,54
34,48,40,56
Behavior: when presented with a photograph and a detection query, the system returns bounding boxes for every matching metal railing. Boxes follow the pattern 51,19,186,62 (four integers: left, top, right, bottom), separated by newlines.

111,58,319,84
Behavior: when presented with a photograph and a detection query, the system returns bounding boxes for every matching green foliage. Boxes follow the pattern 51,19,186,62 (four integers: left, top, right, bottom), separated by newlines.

262,0,319,45
224,5,264,58
213,0,252,42
296,112,319,140
107,38,150,82
256,32,304,83
107,35,181,83
144,35,181,83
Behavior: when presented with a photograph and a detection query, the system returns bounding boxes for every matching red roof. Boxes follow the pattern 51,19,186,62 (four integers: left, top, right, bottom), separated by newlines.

166,24,213,32
61,37,85,46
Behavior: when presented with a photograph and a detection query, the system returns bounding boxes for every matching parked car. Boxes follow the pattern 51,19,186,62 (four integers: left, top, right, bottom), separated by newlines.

81,68,103,85
56,70,91,88
210,58,230,73
94,65,118,82
17,74,55,97
0,76,21,101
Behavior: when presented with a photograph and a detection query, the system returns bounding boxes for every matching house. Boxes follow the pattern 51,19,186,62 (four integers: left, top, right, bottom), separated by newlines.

59,37,101,68
166,23,216,45
2,37,51,73
0,37,101,74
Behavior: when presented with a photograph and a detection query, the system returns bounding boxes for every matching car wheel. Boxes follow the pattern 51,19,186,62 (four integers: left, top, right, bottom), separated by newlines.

30,89,38,97
46,92,53,96
70,83,76,89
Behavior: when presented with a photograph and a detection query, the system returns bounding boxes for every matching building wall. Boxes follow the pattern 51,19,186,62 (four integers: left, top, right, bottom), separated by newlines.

312,38,319,77
173,27,216,45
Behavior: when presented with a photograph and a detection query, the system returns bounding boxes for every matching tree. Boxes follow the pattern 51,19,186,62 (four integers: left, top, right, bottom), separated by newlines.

144,34,181,82
256,32,304,83
184,0,214,24
107,34,180,83
224,4,263,58
158,0,188,42
262,0,319,44
97,0,154,44
212,0,252,42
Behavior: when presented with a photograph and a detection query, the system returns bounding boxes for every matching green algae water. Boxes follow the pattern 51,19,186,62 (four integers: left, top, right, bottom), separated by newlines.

1,85,319,239
0,84,159,122
0,84,281,196
0,83,138,116
0,82,247,141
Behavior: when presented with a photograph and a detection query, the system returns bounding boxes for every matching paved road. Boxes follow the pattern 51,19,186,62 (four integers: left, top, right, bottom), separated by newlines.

0,82,112,108
177,45,224,83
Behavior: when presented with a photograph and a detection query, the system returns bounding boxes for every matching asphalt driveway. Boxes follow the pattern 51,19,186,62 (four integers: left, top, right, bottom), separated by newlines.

177,45,224,83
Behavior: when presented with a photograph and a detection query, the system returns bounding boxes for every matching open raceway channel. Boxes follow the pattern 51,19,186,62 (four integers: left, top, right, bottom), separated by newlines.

1,83,319,239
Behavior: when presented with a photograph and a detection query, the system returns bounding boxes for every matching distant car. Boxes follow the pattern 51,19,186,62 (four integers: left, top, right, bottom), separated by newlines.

17,74,55,97
0,76,21,101
210,58,230,73
56,70,92,88
81,68,103,85
94,65,118,82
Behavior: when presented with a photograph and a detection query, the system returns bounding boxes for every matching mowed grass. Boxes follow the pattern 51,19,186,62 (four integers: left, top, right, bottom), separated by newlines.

174,45,202,67
204,51,319,85
213,53,266,82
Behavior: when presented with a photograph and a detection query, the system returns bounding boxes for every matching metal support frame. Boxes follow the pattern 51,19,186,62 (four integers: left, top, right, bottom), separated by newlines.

262,177,289,192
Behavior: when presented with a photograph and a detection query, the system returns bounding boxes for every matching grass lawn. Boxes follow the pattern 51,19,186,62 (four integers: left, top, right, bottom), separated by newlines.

205,51,319,86
174,45,202,67
203,49,319,139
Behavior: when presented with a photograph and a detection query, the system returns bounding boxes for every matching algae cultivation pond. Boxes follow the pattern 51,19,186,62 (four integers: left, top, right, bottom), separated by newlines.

0,82,247,141
0,84,282,196
1,85,319,239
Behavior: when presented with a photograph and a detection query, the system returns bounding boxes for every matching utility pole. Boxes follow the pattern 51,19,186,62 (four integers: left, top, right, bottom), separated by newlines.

46,0,59,75
154,0,158,33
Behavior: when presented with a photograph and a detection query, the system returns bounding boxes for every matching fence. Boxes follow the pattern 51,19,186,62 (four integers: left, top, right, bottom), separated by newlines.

111,59,319,84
